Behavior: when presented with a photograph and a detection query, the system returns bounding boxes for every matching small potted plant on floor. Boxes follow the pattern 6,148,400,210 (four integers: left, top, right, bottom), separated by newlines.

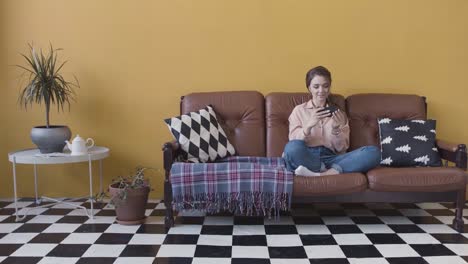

108,167,153,225
16,43,79,153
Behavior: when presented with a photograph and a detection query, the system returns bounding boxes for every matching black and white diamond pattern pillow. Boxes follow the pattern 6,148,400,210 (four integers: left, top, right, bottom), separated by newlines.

378,118,442,167
164,105,236,163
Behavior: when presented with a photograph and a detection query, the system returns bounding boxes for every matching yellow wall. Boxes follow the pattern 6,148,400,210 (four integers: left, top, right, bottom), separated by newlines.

1,0,467,199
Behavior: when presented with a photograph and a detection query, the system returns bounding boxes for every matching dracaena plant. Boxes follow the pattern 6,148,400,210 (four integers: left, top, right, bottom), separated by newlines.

16,43,79,128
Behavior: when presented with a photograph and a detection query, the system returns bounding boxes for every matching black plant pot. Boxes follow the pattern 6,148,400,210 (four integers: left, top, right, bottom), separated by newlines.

30,125,71,153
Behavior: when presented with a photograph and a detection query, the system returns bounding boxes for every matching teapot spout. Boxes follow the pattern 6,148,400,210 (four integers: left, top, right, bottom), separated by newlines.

65,140,72,150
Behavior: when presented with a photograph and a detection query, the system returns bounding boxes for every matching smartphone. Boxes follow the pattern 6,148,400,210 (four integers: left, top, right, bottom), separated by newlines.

317,105,338,116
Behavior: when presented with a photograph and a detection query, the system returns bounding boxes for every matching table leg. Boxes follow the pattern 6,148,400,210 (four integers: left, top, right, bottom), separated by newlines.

99,159,103,194
34,162,40,205
88,154,94,219
12,157,20,221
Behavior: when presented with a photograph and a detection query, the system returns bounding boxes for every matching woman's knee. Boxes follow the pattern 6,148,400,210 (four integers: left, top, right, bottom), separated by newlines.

284,140,307,156
360,145,381,167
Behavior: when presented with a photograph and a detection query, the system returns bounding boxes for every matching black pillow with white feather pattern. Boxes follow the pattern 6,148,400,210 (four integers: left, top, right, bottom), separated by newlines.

378,118,442,167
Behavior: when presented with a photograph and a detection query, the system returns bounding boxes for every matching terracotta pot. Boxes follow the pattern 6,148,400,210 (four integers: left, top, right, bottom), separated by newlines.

108,183,150,225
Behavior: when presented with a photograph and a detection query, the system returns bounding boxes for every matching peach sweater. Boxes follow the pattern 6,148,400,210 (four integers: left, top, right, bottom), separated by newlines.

288,100,350,154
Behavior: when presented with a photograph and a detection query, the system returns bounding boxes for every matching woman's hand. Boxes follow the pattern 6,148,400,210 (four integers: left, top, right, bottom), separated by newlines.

303,107,330,135
331,109,347,129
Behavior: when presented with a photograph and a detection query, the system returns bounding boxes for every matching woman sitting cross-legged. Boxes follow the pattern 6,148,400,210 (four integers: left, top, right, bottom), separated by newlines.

284,65,381,176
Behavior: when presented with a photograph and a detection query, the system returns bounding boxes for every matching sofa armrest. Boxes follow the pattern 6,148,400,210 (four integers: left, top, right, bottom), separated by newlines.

437,139,460,152
436,139,467,170
162,141,180,180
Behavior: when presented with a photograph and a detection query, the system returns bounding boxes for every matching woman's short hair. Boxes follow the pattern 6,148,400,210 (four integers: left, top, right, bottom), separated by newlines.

305,66,332,88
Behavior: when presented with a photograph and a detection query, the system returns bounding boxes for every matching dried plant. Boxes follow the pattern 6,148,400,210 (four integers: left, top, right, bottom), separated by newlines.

111,167,153,201
96,167,156,207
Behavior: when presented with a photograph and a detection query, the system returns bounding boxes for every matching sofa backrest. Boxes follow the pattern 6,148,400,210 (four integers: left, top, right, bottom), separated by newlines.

265,92,346,157
179,91,427,158
181,91,266,157
346,93,426,150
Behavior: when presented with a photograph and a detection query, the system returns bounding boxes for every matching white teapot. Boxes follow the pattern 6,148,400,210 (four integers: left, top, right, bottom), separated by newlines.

65,135,95,156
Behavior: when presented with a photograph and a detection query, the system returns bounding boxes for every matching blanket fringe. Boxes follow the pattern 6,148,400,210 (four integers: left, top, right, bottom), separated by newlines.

172,192,291,219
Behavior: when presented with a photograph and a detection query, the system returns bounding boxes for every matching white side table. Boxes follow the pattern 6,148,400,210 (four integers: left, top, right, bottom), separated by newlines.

8,146,110,221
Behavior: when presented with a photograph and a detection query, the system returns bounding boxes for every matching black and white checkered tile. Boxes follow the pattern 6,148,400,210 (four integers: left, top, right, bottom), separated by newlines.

1,199,468,264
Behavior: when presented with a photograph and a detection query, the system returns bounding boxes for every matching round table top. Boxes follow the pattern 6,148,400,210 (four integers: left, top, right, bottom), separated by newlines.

8,146,110,164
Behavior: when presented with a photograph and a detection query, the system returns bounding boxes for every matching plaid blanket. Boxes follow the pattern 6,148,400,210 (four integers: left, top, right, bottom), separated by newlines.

170,156,293,216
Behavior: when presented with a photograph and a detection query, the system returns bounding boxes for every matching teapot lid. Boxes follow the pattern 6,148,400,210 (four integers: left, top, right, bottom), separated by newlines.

72,135,85,142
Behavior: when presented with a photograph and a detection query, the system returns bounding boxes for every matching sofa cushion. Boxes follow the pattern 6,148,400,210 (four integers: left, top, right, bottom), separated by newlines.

181,91,265,157
367,167,467,192
293,173,367,197
378,118,442,167
265,92,346,157
346,94,426,151
164,105,236,163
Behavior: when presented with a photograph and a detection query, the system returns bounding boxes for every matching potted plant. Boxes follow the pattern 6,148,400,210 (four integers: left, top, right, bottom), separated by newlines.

107,167,153,225
16,43,79,153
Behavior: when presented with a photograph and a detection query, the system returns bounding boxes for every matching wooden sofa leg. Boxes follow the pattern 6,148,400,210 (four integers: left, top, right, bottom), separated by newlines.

453,189,466,232
164,178,174,230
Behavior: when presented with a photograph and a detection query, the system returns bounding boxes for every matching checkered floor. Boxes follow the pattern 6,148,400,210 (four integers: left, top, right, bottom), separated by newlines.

1,199,468,264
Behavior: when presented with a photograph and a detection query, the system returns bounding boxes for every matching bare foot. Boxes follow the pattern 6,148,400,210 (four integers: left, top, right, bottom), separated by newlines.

294,166,340,177
294,165,321,176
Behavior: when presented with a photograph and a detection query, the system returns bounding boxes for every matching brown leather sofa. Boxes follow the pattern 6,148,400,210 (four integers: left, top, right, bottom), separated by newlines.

163,91,467,231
